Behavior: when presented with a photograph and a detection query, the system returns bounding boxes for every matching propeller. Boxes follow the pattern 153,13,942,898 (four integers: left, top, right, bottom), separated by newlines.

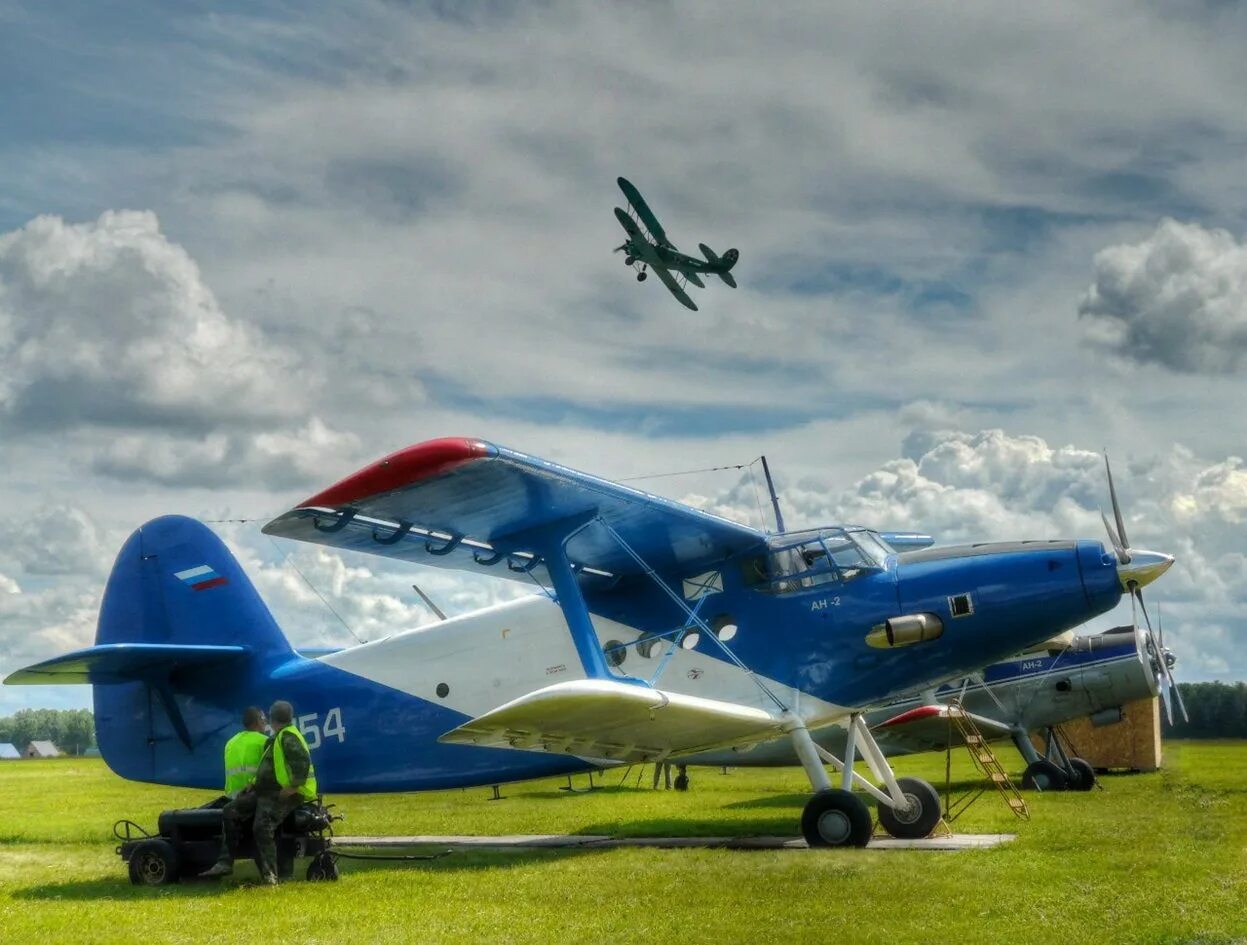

1101,453,1184,724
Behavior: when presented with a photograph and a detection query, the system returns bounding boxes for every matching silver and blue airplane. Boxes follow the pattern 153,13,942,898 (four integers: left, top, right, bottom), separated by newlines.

613,176,739,311
5,439,1174,847
687,622,1183,792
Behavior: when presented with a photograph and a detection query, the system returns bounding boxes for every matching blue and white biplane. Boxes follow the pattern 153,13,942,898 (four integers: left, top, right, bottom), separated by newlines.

5,439,1174,847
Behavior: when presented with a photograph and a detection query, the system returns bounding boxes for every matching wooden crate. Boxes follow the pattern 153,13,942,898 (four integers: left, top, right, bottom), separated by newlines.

1036,697,1163,772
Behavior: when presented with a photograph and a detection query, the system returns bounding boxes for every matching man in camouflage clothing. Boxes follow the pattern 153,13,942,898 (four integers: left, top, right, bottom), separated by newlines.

201,700,315,884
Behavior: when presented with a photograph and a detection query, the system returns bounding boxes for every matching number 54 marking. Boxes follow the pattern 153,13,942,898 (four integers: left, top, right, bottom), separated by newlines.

297,707,346,749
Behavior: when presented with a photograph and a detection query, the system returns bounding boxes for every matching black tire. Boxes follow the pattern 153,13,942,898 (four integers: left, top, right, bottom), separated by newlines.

800,789,872,848
1021,759,1069,792
624,256,635,265
306,853,339,882
128,839,180,886
673,773,689,792
876,777,942,840
1066,757,1096,791
637,272,648,282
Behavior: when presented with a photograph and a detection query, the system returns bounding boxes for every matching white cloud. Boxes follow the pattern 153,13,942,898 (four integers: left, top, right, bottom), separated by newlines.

0,210,305,431
1080,219,1247,373
93,417,361,489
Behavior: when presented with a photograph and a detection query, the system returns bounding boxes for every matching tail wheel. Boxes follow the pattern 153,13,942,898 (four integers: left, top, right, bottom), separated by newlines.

801,789,872,848
128,839,180,886
876,776,942,840
1021,759,1069,792
1066,757,1097,791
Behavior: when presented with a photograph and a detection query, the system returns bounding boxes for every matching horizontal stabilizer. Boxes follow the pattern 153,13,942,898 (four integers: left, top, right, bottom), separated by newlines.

4,643,250,685
439,679,785,764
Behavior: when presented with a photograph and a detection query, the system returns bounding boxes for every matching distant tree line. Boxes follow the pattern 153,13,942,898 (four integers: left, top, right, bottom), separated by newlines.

0,708,96,755
1168,682,1247,739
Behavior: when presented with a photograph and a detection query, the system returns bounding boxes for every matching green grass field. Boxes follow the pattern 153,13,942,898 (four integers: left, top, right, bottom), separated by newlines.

1,744,1244,944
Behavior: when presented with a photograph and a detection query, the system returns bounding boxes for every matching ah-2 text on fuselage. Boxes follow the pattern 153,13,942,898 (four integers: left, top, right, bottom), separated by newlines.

6,439,1174,847
613,176,739,311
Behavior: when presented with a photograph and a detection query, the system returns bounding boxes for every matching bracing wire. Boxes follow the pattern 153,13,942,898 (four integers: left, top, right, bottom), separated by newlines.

266,536,366,646
618,462,752,482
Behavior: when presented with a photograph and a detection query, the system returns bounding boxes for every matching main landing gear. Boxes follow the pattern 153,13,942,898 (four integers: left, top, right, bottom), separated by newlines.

1012,726,1097,792
637,266,648,282
788,714,942,847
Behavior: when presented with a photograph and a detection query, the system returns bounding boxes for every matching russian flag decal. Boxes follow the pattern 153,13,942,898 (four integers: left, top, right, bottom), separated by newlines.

174,564,229,592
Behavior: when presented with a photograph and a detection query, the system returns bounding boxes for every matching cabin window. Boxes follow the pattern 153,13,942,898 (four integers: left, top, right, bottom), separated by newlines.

746,528,886,594
605,640,626,667
949,593,974,618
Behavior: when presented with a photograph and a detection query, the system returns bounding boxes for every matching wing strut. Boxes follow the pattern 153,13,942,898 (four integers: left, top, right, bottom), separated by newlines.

493,510,642,685
593,517,790,714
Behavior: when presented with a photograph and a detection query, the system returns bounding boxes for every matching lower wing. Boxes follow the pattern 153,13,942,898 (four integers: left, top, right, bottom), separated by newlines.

651,264,699,311
440,679,786,764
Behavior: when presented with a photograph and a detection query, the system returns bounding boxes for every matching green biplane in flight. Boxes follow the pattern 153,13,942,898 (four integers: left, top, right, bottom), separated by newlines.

613,177,739,311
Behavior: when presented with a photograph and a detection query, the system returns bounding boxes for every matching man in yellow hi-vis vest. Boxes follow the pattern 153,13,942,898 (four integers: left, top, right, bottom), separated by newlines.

223,707,268,797
202,700,317,884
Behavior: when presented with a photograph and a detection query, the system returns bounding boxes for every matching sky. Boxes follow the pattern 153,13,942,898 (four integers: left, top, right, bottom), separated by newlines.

2,1,1246,714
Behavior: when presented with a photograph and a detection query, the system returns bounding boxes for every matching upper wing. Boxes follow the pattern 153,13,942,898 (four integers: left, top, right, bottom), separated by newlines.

439,679,785,764
617,177,674,248
263,438,764,585
651,264,699,311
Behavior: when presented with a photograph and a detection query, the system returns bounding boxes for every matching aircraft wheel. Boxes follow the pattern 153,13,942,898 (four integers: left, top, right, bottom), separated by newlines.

624,256,635,265
637,271,648,282
876,777,942,840
674,771,689,792
1021,759,1068,792
1066,757,1096,791
128,839,180,886
800,789,872,848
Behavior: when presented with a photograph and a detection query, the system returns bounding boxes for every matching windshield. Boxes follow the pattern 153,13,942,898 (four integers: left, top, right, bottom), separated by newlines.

745,527,891,593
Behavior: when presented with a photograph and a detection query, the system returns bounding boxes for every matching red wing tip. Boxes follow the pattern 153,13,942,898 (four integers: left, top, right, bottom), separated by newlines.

299,437,496,509
878,705,946,728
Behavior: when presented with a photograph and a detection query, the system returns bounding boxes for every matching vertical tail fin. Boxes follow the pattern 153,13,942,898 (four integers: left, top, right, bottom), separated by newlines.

97,515,293,658
91,516,293,786
698,243,739,287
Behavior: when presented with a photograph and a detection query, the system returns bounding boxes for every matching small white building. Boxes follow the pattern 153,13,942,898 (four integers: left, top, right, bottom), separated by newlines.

24,740,60,759
0,743,19,760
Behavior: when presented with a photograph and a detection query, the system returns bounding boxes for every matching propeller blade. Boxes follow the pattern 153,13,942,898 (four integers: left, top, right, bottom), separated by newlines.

1171,673,1190,724
1104,453,1132,560
1101,509,1128,565
1139,589,1187,725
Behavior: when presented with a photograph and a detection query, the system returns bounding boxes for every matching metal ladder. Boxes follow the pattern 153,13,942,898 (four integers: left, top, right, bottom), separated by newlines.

944,698,1030,822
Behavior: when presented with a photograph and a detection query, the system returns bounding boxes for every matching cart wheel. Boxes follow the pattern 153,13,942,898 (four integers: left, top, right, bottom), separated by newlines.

128,839,180,886
306,852,339,882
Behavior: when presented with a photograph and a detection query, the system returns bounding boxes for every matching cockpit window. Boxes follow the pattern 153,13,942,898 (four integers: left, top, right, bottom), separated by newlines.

742,527,891,593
